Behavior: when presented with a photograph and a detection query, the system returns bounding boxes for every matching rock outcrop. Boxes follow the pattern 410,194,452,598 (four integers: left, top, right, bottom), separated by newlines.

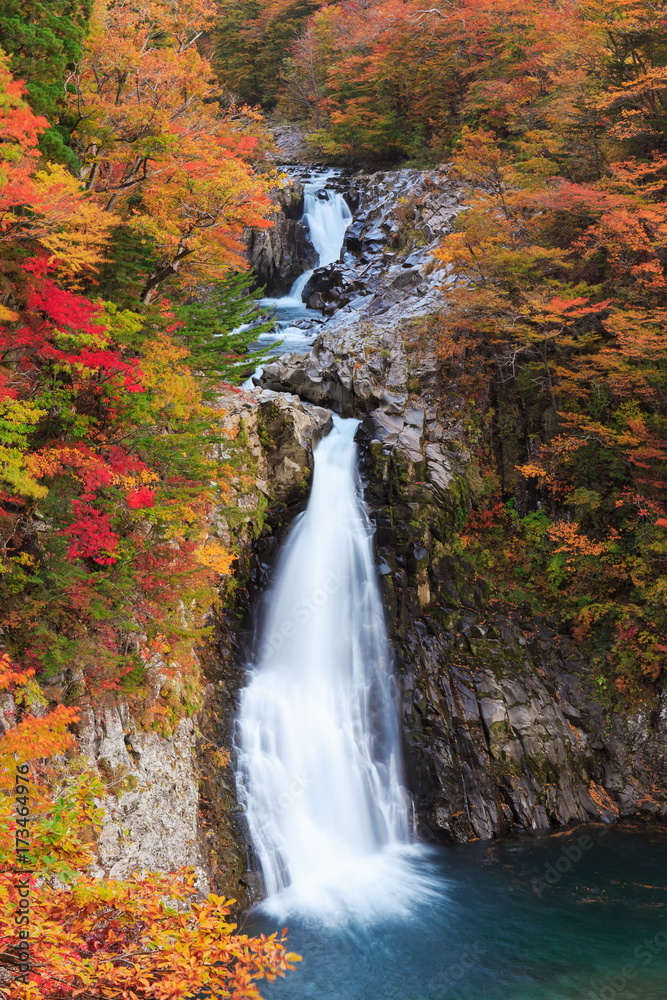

292,167,462,315
269,122,319,165
79,697,209,883
248,180,318,296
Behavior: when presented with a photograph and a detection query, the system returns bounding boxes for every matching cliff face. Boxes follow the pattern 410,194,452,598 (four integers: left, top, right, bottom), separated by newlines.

257,167,667,843
78,699,208,881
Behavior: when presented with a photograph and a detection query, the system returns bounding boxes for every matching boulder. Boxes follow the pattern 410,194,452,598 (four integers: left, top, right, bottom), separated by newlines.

302,263,367,314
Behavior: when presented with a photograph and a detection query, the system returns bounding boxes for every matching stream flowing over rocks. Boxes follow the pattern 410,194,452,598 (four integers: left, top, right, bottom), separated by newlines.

250,163,667,846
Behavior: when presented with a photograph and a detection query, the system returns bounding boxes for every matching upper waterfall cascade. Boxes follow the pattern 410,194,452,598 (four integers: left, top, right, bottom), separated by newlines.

269,175,352,309
237,417,415,921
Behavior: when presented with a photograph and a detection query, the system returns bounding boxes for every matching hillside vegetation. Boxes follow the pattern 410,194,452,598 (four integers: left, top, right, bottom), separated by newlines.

0,2,297,995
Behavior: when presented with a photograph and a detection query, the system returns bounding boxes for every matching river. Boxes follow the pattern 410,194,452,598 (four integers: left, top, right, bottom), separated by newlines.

250,825,667,1000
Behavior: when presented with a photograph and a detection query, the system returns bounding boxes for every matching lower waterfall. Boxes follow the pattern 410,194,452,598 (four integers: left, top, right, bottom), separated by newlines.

237,416,419,922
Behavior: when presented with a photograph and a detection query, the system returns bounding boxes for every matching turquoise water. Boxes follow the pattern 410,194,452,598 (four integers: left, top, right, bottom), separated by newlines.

247,825,667,1000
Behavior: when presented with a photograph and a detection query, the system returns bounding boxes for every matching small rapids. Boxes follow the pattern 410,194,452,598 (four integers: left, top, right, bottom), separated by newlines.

245,170,353,384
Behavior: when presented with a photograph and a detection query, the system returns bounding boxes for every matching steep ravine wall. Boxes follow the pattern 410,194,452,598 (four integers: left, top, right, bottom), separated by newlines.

91,163,667,908
373,414,667,840
263,322,667,842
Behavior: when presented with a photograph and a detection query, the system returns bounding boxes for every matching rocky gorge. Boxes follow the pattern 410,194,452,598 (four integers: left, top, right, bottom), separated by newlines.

253,163,667,848
6,4,667,996
57,158,667,915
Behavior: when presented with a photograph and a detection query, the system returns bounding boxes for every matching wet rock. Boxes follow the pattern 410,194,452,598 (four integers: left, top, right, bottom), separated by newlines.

479,698,508,728
302,263,367,314
396,425,424,463
405,406,425,429
371,410,405,445
251,165,462,320
255,391,332,499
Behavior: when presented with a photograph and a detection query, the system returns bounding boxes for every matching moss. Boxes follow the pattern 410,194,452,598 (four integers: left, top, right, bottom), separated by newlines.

63,680,86,705
119,660,148,695
236,418,250,447
251,491,270,539
257,416,275,452
96,759,140,798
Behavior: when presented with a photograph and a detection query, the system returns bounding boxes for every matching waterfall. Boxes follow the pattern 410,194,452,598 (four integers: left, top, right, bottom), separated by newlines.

245,173,353,385
270,175,352,309
237,416,415,922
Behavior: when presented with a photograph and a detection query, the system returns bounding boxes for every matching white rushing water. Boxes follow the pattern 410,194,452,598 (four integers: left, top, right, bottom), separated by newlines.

237,417,419,922
267,173,353,310
242,174,353,387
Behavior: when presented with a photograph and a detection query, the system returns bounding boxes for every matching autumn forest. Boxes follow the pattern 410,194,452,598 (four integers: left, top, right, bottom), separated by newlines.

1,0,667,997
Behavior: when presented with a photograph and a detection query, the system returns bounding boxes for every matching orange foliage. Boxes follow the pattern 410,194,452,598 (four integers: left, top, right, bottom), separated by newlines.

0,657,298,998
0,53,115,278
70,0,272,301
1,872,298,1000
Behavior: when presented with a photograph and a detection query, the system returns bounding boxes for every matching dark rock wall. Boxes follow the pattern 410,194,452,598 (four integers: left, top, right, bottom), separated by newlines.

248,180,318,295
359,396,630,841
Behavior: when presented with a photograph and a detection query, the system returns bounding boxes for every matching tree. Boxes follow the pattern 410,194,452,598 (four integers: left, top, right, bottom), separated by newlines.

172,275,275,391
279,22,329,125
582,0,667,154
69,0,272,302
0,52,114,278
0,654,299,999
215,0,324,107
432,40,667,696
0,1,93,170
0,54,262,696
